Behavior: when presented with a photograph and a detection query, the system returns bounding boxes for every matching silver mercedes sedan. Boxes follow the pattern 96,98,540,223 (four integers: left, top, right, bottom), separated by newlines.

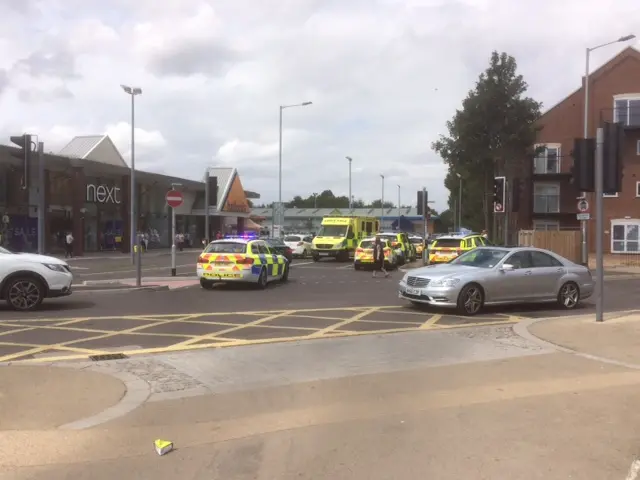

398,246,594,315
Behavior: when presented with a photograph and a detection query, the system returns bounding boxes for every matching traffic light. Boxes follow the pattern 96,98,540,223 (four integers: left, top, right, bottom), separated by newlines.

416,190,424,216
10,134,33,190
572,138,595,192
493,176,505,213
511,178,521,213
603,121,624,194
207,176,218,206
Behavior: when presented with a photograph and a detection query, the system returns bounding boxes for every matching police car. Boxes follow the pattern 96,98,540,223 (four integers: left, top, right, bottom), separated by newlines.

197,235,289,290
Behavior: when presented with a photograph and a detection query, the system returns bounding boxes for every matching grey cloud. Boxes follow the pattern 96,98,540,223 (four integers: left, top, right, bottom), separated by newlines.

17,86,74,103
2,0,35,14
0,70,8,96
147,39,240,77
14,49,79,79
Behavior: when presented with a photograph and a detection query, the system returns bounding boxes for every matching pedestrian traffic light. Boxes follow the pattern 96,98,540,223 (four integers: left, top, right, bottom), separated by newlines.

493,176,505,213
603,121,624,194
9,134,33,190
572,138,595,192
511,178,521,213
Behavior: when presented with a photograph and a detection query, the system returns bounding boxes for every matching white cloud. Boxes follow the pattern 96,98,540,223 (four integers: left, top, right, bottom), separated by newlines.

0,0,639,211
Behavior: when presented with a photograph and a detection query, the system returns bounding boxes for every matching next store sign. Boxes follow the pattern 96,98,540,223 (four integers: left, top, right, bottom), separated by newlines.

86,184,121,204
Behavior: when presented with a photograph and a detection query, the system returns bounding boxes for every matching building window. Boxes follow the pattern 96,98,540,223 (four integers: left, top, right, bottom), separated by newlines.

533,220,559,231
613,95,640,127
611,219,640,254
636,181,640,198
533,183,560,213
637,140,640,155
603,192,619,198
533,144,561,174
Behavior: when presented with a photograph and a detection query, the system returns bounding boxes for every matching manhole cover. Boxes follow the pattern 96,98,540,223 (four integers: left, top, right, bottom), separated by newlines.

89,353,128,362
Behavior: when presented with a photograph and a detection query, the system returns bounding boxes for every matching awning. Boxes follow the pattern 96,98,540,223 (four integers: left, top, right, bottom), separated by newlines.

244,218,262,231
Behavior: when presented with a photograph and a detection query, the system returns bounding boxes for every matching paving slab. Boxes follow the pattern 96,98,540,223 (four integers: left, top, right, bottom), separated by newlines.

0,365,126,430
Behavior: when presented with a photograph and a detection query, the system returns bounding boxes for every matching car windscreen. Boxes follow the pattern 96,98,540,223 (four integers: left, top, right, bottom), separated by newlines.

204,242,247,254
284,236,301,242
0,247,12,254
433,238,462,248
409,237,423,244
359,240,374,249
317,225,348,237
376,235,396,242
449,248,508,268
266,239,285,246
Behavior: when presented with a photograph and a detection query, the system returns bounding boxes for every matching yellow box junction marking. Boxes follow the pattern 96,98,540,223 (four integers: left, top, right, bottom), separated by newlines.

0,306,524,364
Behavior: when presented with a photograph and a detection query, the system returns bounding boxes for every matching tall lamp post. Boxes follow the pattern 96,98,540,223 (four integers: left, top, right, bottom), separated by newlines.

346,156,353,211
276,101,312,236
581,34,635,264
456,172,462,231
380,174,385,231
121,84,142,264
397,184,401,230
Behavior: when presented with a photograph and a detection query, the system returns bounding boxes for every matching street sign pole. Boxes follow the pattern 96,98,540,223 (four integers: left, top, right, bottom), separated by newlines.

167,184,183,277
171,206,176,276
204,169,210,243
595,127,604,322
37,141,45,255
135,234,142,287
503,178,509,246
422,187,428,265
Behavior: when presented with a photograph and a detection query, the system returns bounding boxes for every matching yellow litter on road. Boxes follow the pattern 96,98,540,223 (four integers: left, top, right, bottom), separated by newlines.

154,439,174,456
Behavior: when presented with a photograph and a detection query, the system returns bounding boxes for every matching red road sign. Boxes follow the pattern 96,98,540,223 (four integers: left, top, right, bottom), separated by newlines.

166,190,184,208
577,199,589,213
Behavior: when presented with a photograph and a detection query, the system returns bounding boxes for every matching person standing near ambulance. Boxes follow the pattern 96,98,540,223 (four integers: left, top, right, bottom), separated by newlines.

372,237,389,278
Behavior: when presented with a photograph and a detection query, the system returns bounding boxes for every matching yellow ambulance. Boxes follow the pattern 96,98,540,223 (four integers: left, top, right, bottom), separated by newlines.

312,216,379,262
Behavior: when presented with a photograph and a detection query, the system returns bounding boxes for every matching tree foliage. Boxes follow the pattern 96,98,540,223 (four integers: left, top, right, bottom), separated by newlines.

432,51,542,232
256,190,394,209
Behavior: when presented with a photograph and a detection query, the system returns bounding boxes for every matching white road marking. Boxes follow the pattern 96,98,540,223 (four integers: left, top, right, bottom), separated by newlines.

70,267,89,270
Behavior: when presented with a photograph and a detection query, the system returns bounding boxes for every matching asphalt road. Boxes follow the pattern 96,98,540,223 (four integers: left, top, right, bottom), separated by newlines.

0,258,638,363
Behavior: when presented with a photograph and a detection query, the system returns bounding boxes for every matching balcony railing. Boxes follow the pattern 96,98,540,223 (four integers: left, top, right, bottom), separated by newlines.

533,194,560,213
533,157,560,174
600,105,640,128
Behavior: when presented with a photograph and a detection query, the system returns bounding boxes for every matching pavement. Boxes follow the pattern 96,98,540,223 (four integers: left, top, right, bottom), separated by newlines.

3,315,640,478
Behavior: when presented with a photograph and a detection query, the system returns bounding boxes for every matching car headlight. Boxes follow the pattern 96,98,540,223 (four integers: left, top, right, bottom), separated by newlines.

45,264,67,272
429,278,461,287
335,241,344,248
401,275,409,284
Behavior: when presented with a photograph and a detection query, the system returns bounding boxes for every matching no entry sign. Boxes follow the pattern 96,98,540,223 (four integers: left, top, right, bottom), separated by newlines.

166,190,184,208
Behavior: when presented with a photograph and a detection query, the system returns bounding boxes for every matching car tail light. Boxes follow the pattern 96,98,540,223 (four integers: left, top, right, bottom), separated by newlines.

356,248,364,254
236,257,254,265
456,249,463,255
391,242,399,247
297,242,304,246
286,247,292,254
197,256,206,263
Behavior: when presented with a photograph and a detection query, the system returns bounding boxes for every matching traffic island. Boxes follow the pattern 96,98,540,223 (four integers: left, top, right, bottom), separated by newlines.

0,365,126,431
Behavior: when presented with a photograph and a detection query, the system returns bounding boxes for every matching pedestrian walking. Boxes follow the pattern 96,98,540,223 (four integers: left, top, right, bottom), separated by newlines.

65,231,74,258
178,232,185,251
372,237,389,278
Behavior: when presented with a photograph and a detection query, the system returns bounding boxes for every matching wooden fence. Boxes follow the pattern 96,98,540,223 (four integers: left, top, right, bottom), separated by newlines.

517,230,581,263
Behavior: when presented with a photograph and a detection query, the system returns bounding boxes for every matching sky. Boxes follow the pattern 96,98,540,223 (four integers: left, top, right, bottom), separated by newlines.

1,0,639,212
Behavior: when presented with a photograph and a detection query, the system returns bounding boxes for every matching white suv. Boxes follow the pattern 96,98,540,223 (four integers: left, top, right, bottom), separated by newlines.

0,247,73,311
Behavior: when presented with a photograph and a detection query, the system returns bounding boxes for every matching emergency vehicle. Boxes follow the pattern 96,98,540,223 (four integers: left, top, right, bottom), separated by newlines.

311,216,379,262
353,237,398,270
197,235,289,290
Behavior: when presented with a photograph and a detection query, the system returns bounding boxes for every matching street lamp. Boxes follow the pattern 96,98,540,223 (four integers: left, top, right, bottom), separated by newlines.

380,174,385,231
276,101,312,236
581,34,635,264
346,156,353,211
121,84,142,264
456,172,462,231
397,185,401,231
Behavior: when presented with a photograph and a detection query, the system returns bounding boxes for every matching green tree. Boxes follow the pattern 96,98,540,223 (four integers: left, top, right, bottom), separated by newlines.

432,51,542,233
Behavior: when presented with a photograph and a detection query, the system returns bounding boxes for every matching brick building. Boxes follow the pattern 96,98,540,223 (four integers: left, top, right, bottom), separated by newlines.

518,46,640,254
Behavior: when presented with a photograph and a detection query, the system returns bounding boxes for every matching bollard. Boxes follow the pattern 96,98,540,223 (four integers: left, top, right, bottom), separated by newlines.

135,240,142,287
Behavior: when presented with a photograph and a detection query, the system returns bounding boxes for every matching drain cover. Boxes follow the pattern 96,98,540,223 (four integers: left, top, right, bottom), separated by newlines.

89,353,128,362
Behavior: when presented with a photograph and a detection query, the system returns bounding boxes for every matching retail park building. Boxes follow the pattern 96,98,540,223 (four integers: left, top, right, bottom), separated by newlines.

0,135,260,255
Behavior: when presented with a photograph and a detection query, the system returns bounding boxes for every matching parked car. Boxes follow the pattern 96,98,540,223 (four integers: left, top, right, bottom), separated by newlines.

398,246,593,315
283,234,313,258
263,238,294,263
0,246,73,311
